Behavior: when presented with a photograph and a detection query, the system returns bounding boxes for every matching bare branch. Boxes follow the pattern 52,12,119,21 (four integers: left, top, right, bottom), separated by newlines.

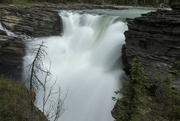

26,41,67,121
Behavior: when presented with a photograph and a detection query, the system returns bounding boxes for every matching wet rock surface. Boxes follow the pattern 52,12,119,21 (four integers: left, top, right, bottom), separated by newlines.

122,3,180,87
0,6,62,37
0,32,25,79
0,6,63,79
0,4,127,79
112,3,180,120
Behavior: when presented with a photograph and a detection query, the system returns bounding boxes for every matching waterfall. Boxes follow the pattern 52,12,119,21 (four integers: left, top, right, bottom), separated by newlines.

22,9,154,121
0,23,18,37
0,23,31,40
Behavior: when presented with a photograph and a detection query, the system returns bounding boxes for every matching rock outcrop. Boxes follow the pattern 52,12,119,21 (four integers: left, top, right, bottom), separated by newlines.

0,6,62,37
0,6,63,79
112,3,180,120
0,31,25,79
122,3,180,87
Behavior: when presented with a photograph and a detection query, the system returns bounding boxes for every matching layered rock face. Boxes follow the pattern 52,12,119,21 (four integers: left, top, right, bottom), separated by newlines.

0,31,25,79
0,6,62,37
0,6,62,79
122,4,180,86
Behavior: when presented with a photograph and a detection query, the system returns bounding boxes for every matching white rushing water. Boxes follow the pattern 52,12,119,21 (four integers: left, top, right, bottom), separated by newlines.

22,9,154,121
0,23,31,40
0,23,18,37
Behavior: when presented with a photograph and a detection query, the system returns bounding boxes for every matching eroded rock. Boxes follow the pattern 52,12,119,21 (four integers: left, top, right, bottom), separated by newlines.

0,33,25,79
0,6,62,37
0,6,64,79
122,3,180,87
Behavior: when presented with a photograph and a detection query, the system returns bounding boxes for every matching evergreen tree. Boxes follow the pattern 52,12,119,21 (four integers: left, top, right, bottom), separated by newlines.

154,74,180,120
113,57,151,121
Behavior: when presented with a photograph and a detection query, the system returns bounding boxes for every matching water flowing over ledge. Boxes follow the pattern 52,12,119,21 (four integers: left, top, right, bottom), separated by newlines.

22,9,153,121
0,6,155,121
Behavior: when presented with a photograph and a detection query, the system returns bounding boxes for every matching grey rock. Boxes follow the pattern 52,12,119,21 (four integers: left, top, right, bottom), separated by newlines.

0,6,63,79
0,30,7,35
0,35,25,79
122,3,180,87
0,6,62,37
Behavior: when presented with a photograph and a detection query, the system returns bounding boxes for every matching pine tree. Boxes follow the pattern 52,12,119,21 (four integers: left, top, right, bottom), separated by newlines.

113,57,151,121
154,68,180,120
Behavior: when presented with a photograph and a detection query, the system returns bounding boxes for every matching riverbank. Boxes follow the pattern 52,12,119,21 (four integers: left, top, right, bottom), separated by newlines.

0,3,159,10
0,3,179,121
112,2,180,121
0,3,159,80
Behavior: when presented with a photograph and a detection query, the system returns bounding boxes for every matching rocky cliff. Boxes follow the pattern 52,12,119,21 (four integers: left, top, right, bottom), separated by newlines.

0,30,25,79
0,6,62,37
0,6,62,79
112,3,180,120
122,3,180,87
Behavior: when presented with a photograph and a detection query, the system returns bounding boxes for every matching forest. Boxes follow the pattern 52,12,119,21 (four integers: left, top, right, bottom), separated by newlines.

0,0,180,6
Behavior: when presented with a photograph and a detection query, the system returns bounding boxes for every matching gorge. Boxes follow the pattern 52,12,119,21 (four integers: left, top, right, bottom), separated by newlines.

0,3,180,121
22,9,154,121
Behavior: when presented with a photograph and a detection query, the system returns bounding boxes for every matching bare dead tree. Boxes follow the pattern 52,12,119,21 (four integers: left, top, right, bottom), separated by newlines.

41,64,67,121
26,41,67,121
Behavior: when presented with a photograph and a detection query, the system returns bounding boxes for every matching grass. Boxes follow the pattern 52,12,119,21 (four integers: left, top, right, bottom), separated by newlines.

0,75,47,121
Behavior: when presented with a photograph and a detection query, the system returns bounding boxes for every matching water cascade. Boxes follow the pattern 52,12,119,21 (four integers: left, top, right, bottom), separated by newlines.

0,23,31,40
22,9,154,121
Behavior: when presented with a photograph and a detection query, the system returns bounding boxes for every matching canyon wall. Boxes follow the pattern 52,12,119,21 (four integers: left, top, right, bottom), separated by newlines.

0,4,126,80
0,6,62,79
0,6,62,37
122,3,180,88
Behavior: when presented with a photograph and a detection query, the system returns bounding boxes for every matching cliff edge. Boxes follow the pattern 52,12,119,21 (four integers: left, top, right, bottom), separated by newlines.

0,6,62,79
122,3,180,87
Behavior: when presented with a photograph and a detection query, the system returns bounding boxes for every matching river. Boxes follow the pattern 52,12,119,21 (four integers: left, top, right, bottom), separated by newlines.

22,9,154,121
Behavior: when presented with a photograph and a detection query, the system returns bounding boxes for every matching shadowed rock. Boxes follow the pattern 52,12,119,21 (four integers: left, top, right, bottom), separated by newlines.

122,3,180,87
0,32,25,79
0,6,63,79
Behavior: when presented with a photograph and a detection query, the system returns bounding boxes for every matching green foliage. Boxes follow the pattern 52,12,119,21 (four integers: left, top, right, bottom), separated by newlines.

172,61,180,76
154,74,175,102
168,105,180,120
12,0,28,4
0,75,31,120
113,57,152,121
154,74,180,120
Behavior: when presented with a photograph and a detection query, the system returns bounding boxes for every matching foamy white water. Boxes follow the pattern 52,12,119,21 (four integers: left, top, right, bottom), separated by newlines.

22,9,154,121
0,23,18,37
0,23,31,40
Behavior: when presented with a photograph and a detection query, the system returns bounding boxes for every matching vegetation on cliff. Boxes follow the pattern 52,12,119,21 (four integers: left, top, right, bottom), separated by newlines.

0,42,67,121
112,58,180,121
112,58,152,121
151,74,180,120
0,75,47,121
26,41,67,121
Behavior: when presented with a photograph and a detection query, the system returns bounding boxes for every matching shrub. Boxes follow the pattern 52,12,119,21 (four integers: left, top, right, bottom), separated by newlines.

113,57,152,121
168,105,180,120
